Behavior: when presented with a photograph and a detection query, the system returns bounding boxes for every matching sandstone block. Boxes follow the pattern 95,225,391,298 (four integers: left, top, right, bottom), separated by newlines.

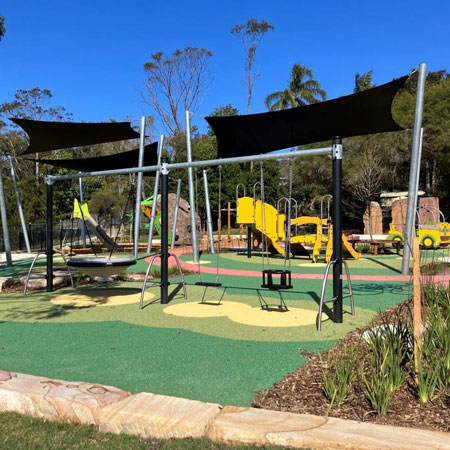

391,197,408,235
363,201,383,235
0,276,13,292
152,193,203,245
19,270,71,290
207,406,450,450
99,392,222,439
0,370,130,425
419,197,440,225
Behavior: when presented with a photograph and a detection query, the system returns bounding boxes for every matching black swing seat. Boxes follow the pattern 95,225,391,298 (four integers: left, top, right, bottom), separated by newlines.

195,281,223,287
261,269,293,290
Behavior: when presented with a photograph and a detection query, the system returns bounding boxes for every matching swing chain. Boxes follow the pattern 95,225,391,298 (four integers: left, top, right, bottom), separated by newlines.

260,160,269,270
216,165,222,283
284,157,294,270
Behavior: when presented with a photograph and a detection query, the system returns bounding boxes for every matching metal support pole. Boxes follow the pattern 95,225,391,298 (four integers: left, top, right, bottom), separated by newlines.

332,137,343,323
47,146,331,184
8,155,31,253
202,170,215,253
185,111,199,262
146,135,163,253
0,157,12,266
402,63,427,275
247,227,252,258
227,202,231,240
45,170,54,292
415,128,424,198
78,174,86,248
160,157,169,304
170,179,182,249
134,116,146,259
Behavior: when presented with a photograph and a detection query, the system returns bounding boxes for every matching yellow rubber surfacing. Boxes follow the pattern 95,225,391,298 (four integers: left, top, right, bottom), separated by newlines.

51,288,155,308
297,262,328,267
164,300,322,327
183,260,211,265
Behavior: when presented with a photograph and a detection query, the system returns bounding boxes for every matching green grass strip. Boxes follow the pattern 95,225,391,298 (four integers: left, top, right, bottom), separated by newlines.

0,411,294,450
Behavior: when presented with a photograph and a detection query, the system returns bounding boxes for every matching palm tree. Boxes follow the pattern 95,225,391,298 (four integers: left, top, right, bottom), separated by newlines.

354,71,375,92
265,64,327,111
0,16,5,41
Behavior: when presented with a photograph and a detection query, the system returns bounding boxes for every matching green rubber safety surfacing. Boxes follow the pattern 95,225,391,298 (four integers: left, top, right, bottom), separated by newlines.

0,321,334,406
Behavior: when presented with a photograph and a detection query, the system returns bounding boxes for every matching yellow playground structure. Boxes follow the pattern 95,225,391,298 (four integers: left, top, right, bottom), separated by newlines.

237,196,361,262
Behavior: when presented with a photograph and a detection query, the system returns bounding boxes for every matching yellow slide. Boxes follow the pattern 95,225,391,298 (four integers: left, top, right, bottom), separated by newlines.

237,196,287,255
237,196,361,261
325,226,361,262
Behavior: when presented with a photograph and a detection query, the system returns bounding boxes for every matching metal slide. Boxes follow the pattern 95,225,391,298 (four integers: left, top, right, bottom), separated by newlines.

73,199,124,252
84,216,124,252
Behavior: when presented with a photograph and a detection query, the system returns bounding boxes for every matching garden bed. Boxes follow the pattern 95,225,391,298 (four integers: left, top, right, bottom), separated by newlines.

253,294,450,433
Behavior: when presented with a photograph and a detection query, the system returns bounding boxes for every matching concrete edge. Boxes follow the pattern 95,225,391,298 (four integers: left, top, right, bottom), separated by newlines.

0,369,449,449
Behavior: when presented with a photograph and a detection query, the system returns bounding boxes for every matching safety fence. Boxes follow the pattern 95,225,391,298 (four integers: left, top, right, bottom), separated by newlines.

0,219,150,252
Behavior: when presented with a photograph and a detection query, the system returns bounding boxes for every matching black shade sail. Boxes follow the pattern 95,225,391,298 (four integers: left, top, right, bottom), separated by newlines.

11,118,141,155
205,75,409,158
32,143,158,176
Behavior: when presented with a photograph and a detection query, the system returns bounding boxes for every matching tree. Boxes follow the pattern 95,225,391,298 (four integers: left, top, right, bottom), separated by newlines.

0,15,5,41
344,143,384,235
393,70,450,215
231,18,274,114
265,64,326,111
354,71,375,92
142,47,213,135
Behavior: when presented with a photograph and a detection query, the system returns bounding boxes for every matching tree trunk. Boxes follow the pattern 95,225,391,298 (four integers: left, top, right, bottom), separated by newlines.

425,160,430,190
35,153,39,186
431,159,436,187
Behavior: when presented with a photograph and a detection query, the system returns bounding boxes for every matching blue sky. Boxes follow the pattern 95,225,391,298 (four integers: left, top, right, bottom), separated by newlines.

1,1,448,135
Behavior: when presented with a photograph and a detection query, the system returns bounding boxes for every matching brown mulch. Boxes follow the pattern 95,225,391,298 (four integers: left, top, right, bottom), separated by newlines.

253,298,450,433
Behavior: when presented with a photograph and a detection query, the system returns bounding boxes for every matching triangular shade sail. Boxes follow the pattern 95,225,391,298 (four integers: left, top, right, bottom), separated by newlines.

31,143,158,176
11,118,141,155
205,75,409,158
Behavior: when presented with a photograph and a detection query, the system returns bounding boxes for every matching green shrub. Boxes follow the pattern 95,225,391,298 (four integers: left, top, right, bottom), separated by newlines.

420,304,450,392
416,356,439,403
320,343,358,409
422,283,450,313
362,317,410,415
362,349,394,415
356,243,372,254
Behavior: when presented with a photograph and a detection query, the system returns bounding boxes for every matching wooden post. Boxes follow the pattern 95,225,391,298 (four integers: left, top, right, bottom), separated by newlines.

227,202,231,240
413,235,422,379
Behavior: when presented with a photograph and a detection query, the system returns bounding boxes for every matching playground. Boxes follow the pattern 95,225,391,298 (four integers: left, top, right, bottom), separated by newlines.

0,62,449,449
